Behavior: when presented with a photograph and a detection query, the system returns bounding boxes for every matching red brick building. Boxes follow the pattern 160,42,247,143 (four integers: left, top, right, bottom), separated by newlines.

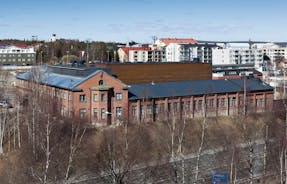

16,64,273,126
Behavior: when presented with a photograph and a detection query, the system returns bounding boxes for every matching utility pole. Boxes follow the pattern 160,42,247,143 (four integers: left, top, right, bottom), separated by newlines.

151,36,157,44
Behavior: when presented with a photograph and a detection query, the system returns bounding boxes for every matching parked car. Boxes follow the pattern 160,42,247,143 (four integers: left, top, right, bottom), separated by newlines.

0,100,12,108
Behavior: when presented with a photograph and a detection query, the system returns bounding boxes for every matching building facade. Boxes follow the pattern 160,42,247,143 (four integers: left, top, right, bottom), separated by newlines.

212,46,264,71
117,47,164,62
0,45,36,66
165,43,216,63
16,64,273,127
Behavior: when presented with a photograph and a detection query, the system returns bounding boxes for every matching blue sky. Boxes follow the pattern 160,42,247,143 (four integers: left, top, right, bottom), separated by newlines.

0,0,286,43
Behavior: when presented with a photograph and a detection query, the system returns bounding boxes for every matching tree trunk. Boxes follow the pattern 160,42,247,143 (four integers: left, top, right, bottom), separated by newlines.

194,116,206,183
263,125,268,176
32,101,36,157
43,114,51,184
65,123,86,181
230,148,235,183
280,150,284,184
17,101,21,148
0,108,8,155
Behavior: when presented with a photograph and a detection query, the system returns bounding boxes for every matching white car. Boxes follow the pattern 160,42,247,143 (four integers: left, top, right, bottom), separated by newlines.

0,101,11,108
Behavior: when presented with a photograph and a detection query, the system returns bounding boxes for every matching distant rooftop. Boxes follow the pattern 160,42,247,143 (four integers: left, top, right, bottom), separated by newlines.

159,38,197,45
16,65,104,91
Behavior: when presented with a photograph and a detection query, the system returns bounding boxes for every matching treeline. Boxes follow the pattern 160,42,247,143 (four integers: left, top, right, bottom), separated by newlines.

37,40,120,64
0,39,120,64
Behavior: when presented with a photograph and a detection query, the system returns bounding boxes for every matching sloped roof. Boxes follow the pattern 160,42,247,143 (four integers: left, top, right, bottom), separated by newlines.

160,38,197,45
120,47,151,54
16,65,103,91
128,78,273,100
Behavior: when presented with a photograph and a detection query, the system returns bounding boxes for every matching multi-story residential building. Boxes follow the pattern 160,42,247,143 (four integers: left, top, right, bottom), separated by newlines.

212,46,264,71
117,46,164,62
165,43,216,63
0,45,36,66
16,63,273,126
254,43,287,64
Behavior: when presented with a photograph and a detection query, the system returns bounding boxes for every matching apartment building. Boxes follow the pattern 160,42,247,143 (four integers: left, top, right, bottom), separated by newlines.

254,43,287,63
165,43,216,63
212,46,264,71
0,45,36,66
16,64,273,126
118,46,164,62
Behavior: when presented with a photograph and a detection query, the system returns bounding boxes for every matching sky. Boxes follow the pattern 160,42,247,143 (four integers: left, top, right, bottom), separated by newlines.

0,0,286,43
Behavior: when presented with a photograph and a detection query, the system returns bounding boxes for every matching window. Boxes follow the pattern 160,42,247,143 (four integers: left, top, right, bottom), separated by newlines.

168,103,171,112
101,108,105,119
93,94,98,102
93,108,98,120
231,97,236,107
173,102,178,112
154,104,158,114
116,107,122,117
159,103,165,113
239,97,242,105
256,99,263,107
132,106,137,117
99,80,104,85
146,105,152,115
198,100,202,110
180,102,184,111
116,93,122,101
221,98,225,107
79,109,86,119
101,93,105,101
186,101,190,111
193,100,197,110
54,89,58,97
140,105,144,116
79,94,86,102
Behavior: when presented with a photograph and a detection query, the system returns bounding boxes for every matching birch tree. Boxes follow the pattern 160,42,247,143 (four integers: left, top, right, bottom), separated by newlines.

64,118,86,181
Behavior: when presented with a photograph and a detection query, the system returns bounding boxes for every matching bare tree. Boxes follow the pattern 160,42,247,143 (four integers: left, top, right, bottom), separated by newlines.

194,96,207,184
64,118,86,181
0,107,8,154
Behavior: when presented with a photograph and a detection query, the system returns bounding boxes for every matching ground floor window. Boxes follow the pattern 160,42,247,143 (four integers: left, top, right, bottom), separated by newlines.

79,108,86,119
116,107,122,117
93,108,98,120
101,108,105,119
132,106,136,117
154,104,158,114
146,105,152,115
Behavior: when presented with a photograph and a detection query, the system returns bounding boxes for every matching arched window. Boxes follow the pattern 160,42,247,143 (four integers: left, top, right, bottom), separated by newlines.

99,80,104,86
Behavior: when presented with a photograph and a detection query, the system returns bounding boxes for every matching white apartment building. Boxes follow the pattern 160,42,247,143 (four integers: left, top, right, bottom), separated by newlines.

253,43,287,62
212,46,264,71
128,50,148,62
0,45,36,65
118,46,164,62
165,43,215,63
